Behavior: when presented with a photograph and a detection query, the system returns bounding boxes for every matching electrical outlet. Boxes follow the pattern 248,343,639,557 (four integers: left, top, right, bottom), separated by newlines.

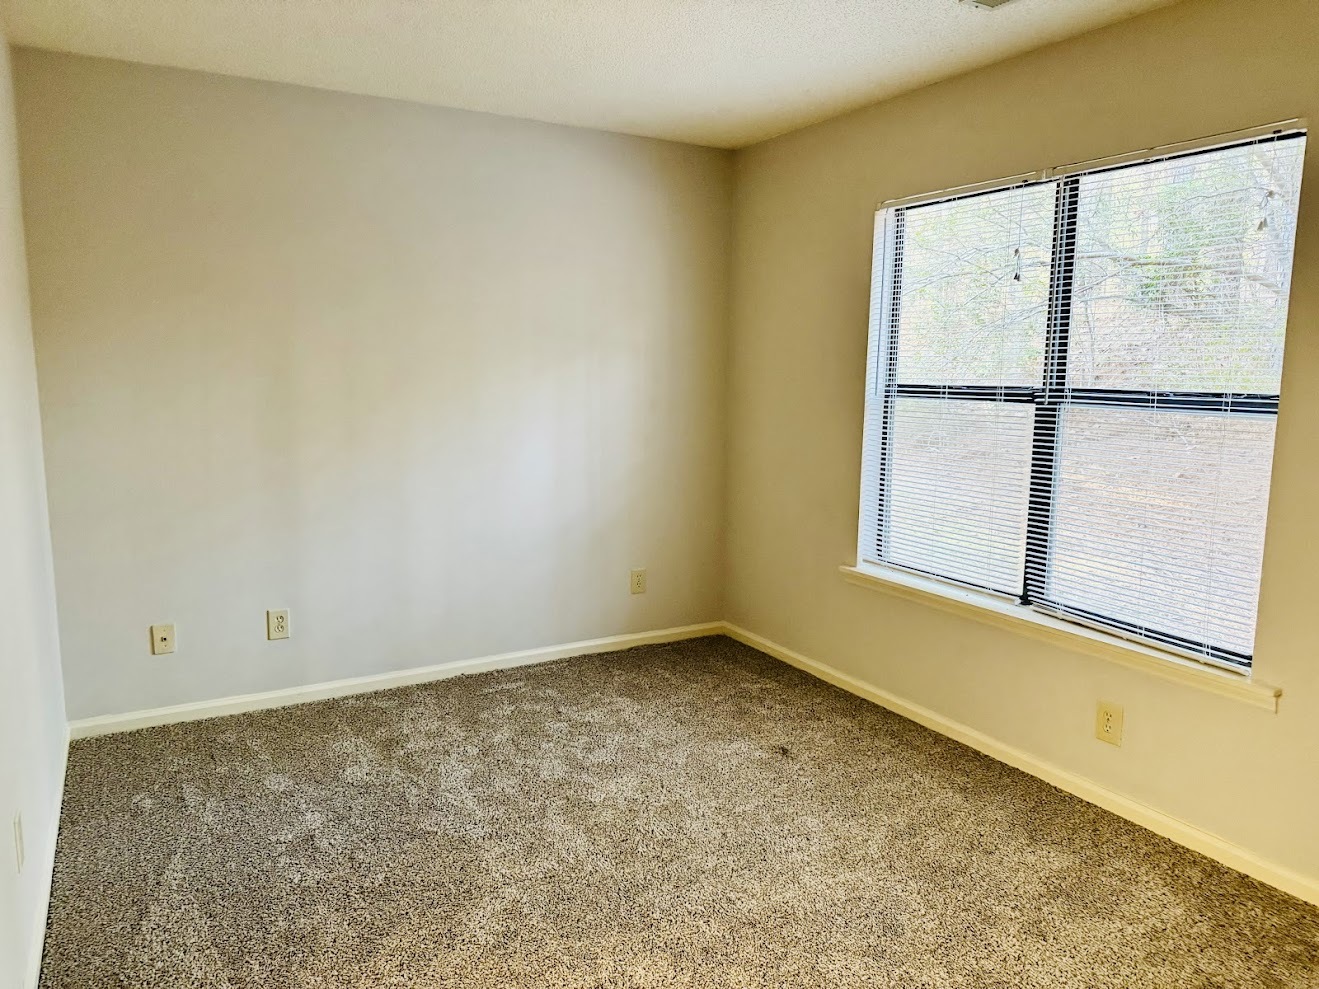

1095,701,1124,746
629,568,647,595
267,609,290,640
150,623,176,655
12,814,23,873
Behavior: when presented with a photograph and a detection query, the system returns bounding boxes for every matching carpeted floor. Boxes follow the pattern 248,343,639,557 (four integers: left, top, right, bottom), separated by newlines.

41,636,1319,988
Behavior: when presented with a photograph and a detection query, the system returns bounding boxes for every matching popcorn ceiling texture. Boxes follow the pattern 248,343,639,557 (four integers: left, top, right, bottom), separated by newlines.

2,0,1180,147
41,637,1319,987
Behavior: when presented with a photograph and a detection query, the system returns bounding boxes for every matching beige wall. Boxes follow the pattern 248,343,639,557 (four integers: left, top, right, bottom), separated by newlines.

14,50,731,722
0,38,66,989
727,0,1319,884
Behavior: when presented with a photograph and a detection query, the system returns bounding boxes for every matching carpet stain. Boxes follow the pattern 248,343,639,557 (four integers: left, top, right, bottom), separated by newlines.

39,636,1319,987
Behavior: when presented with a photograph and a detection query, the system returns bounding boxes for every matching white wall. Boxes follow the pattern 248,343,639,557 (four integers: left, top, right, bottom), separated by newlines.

14,50,732,722
726,0,1319,888
0,38,67,989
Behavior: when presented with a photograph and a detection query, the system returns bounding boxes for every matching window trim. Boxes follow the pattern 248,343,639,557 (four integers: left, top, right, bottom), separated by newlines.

856,122,1306,679
839,563,1281,712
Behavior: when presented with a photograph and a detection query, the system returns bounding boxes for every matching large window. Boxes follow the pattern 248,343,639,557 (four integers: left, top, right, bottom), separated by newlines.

858,127,1307,671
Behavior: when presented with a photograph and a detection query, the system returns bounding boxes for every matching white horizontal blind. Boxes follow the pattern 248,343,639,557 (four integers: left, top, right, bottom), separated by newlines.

859,129,1307,668
884,398,1033,593
860,183,1055,595
1035,136,1305,666
890,184,1055,388
1044,408,1275,659
1066,141,1301,394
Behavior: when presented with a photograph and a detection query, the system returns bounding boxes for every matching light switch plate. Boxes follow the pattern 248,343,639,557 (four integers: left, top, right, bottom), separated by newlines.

267,609,290,640
150,623,176,655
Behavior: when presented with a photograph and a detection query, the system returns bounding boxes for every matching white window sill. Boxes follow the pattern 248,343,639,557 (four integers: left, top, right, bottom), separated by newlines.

839,563,1281,712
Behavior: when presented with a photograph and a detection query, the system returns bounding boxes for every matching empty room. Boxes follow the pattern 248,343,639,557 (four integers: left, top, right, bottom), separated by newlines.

4,0,1319,984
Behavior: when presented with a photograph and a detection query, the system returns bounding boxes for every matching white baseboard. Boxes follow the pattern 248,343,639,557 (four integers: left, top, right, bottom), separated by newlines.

69,622,724,740
721,622,1319,908
26,725,69,989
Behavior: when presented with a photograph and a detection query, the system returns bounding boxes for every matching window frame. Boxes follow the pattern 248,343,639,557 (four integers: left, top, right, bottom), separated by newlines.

859,124,1306,674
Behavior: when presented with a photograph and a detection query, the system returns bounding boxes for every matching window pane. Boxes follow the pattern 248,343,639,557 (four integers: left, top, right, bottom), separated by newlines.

1068,138,1305,393
885,398,1033,594
1045,406,1275,660
894,184,1055,386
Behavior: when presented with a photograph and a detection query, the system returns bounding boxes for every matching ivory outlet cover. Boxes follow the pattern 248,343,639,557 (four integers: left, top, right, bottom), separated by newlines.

150,623,176,655
1095,701,1124,746
267,609,290,640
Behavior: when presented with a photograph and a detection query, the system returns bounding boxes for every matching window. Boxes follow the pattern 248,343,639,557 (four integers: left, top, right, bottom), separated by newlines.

858,126,1307,671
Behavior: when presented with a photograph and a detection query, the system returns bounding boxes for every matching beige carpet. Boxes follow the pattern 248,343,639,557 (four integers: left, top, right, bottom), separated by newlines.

41,636,1319,987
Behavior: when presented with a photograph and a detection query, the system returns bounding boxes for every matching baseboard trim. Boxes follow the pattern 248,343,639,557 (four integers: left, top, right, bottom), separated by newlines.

26,725,69,989
69,622,724,740
63,618,1319,906
720,622,1319,908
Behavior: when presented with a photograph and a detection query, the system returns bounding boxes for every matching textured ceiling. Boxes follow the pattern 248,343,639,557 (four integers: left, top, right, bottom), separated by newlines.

2,0,1182,148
